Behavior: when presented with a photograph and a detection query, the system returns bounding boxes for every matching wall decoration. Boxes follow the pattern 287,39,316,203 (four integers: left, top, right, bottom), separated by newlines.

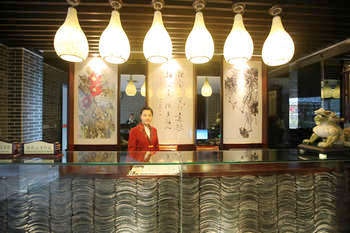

148,58,194,144
223,60,263,144
74,57,118,144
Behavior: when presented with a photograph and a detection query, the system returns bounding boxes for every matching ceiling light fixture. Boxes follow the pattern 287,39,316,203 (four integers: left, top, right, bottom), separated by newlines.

223,3,253,69
54,0,89,62
185,0,214,64
201,77,212,97
99,0,130,64
143,0,173,64
125,75,137,96
262,5,295,66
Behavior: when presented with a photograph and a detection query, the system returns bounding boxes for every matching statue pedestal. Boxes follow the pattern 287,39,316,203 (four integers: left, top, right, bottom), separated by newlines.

298,143,350,154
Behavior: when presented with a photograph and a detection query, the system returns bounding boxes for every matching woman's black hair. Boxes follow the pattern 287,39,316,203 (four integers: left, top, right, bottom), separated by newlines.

140,106,153,115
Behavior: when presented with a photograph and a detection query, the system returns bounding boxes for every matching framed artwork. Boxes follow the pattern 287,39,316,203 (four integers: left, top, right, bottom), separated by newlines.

74,57,118,145
147,58,195,144
223,59,265,144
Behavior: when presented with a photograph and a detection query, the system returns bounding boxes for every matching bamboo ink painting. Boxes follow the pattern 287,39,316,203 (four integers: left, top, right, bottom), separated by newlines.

223,60,263,144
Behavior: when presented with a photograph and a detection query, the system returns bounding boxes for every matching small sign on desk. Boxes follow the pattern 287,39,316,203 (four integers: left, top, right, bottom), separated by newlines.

24,141,54,154
0,141,13,154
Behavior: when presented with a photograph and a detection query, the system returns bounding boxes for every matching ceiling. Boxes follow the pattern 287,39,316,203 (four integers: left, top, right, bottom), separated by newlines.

1,0,350,71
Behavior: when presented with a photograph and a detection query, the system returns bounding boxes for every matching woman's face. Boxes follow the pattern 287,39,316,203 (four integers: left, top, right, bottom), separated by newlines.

140,110,153,125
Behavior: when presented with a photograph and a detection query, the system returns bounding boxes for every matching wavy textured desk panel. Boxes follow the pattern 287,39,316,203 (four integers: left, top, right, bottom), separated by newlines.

0,172,349,232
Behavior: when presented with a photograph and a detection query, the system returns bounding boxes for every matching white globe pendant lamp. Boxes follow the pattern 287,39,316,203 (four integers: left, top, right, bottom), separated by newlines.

125,76,137,96
185,0,214,64
143,0,173,64
201,77,212,97
223,3,253,69
54,0,89,62
262,6,295,66
99,0,130,64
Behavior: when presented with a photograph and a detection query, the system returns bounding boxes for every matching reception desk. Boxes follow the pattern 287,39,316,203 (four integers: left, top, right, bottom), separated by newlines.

0,149,350,232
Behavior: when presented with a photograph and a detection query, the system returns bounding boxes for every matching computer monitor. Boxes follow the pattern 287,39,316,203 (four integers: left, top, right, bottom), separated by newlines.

196,129,208,140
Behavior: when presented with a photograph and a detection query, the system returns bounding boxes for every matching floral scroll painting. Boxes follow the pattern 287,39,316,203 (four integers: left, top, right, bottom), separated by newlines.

148,58,194,144
74,58,118,144
223,60,263,144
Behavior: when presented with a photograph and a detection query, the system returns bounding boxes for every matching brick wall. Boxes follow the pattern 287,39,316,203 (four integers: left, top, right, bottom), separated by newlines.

0,44,8,140
7,48,24,142
0,44,44,143
22,49,43,142
43,63,67,142
0,44,67,144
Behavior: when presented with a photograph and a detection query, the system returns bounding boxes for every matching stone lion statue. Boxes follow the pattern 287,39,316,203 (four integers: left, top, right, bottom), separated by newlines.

302,108,343,148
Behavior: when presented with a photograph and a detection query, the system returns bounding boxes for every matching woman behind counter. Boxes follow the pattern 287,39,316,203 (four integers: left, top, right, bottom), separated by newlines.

128,106,159,153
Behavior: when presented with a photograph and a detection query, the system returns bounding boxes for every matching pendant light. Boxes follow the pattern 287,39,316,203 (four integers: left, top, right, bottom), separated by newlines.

99,0,130,64
332,83,340,99
262,6,295,66
54,0,89,62
185,0,214,64
223,3,253,69
141,81,146,97
201,77,212,97
143,0,172,64
125,76,137,96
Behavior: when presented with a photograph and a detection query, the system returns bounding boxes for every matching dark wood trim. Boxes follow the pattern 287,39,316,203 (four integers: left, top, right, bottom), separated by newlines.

145,61,149,107
219,59,224,150
159,144,197,151
177,144,196,151
72,144,121,151
117,63,121,147
342,70,350,124
68,63,74,150
59,161,350,178
193,60,197,146
181,161,344,177
222,143,264,149
261,60,268,147
340,60,344,122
